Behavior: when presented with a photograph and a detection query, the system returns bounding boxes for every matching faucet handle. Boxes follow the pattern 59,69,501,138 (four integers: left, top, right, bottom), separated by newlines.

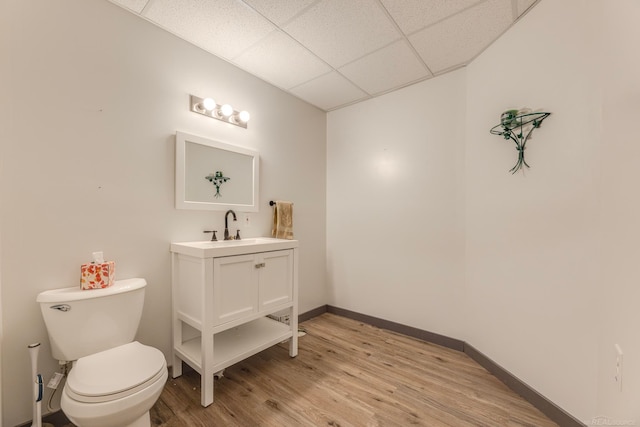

204,230,218,241
235,229,241,240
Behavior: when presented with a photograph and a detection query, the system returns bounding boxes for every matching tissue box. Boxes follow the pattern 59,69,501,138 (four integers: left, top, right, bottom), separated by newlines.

80,261,115,290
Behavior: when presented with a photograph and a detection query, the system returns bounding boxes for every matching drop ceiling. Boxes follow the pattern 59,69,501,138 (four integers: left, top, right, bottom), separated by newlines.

108,0,539,111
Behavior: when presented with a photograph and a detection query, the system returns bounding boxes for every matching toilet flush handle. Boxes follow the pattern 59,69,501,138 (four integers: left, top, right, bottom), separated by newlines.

50,304,71,312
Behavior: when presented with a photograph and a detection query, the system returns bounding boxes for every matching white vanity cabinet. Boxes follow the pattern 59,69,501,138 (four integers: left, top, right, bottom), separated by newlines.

170,238,298,407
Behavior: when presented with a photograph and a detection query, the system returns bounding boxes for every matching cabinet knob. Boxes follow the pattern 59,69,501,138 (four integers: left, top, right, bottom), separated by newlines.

255,262,266,269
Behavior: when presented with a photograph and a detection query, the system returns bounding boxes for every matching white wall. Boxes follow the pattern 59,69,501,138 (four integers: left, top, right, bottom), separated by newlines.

327,69,467,341
596,1,640,422
0,0,326,425
465,0,602,419
328,0,640,423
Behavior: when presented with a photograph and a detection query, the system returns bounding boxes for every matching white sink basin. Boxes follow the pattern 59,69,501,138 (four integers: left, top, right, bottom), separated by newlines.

171,237,298,258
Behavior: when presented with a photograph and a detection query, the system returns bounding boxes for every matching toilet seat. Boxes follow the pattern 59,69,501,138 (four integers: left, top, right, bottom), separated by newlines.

66,341,166,403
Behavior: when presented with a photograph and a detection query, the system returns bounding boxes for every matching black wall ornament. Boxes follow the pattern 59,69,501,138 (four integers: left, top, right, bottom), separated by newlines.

490,109,551,174
205,171,230,198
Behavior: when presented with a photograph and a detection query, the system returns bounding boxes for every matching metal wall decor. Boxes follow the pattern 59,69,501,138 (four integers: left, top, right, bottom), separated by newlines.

490,109,551,174
205,171,230,198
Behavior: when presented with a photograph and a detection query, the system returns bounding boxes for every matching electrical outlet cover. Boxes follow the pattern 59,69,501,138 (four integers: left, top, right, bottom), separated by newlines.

615,344,623,392
47,372,64,389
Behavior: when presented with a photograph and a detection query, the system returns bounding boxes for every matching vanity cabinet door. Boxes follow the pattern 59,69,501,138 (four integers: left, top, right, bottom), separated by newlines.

258,250,293,312
212,254,258,326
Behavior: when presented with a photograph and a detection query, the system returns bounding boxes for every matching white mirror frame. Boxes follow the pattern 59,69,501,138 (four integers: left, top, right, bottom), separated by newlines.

176,131,259,211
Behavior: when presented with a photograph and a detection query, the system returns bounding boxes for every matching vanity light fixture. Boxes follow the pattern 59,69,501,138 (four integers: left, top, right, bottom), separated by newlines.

220,104,233,117
190,94,250,129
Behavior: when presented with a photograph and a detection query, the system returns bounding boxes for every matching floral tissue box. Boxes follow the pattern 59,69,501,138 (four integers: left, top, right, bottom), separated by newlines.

80,261,115,290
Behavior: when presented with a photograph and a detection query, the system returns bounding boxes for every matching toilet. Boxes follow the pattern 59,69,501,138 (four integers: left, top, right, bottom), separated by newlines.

37,278,167,427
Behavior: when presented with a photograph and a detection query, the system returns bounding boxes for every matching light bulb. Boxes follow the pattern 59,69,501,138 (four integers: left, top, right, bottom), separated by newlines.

202,98,216,111
238,110,250,123
220,104,233,117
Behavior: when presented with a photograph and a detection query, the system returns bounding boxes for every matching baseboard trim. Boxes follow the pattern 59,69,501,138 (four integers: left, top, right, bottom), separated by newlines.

326,305,465,352
319,305,585,427
464,343,585,427
299,304,328,323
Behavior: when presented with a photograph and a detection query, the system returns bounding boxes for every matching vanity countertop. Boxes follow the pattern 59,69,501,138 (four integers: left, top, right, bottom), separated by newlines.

171,237,298,258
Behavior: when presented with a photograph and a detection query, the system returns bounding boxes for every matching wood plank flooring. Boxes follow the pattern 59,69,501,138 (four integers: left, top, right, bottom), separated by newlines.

150,313,557,426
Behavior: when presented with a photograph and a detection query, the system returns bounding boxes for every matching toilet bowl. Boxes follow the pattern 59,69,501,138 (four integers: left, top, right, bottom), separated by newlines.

61,341,167,427
37,279,167,427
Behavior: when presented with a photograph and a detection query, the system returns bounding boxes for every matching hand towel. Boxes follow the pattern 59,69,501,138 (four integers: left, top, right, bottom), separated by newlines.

272,200,294,240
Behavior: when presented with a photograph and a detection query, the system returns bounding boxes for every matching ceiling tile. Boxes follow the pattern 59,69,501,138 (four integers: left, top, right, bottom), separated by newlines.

283,0,402,68
379,0,479,35
242,0,317,25
339,40,431,95
106,0,541,111
409,0,513,74
289,71,368,110
108,0,149,13
143,0,276,59
233,30,332,90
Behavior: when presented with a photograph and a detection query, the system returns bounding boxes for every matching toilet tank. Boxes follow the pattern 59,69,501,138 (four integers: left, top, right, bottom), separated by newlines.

37,278,147,362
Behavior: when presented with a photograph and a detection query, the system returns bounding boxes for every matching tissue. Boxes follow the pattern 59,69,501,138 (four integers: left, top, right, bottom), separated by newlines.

80,251,115,290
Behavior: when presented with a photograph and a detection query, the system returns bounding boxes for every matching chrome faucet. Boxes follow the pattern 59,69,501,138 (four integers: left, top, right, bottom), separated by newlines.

224,210,237,240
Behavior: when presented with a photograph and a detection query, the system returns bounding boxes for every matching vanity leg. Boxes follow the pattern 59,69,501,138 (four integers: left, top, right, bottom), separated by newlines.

201,374,214,407
171,253,183,379
172,354,183,378
171,315,183,378
289,330,298,357
289,248,299,358
201,334,214,407
289,307,298,358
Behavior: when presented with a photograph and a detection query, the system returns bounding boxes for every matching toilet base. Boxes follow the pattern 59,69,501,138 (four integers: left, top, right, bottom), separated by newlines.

61,365,167,427
125,411,150,427
65,410,150,427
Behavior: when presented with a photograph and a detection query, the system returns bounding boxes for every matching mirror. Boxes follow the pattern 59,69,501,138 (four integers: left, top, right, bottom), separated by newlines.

176,131,259,211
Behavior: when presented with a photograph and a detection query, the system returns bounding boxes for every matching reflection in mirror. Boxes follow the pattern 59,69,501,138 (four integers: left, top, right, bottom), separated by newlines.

176,131,259,211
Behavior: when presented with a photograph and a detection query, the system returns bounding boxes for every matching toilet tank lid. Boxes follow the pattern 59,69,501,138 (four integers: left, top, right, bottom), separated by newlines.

36,278,147,303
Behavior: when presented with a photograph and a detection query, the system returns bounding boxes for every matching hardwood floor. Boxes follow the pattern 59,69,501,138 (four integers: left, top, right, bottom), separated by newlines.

150,313,557,426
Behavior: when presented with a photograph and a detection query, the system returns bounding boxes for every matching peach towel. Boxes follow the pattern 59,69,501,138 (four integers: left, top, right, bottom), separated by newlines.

272,201,294,240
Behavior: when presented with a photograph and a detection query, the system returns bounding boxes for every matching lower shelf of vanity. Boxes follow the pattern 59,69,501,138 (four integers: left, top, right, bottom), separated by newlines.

175,316,293,373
